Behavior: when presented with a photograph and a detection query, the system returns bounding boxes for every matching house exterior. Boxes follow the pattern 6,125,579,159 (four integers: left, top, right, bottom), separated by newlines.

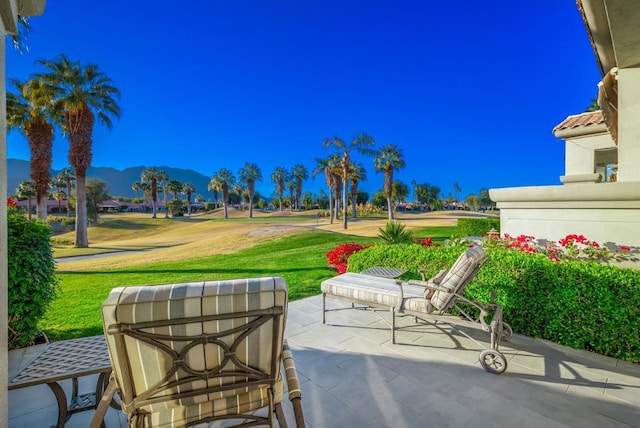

490,0,640,249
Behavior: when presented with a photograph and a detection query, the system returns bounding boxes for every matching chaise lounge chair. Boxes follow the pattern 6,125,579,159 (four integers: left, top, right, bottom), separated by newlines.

321,246,511,374
90,276,305,427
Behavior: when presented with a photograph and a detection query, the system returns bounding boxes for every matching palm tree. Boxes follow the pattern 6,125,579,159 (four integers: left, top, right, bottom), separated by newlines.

55,168,75,216
211,168,235,219
181,183,196,216
373,144,406,220
286,176,295,212
51,175,66,214
36,54,121,247
7,78,60,220
157,170,169,218
348,162,367,219
131,181,142,211
140,182,151,212
234,183,246,211
207,178,220,209
141,167,160,218
271,166,288,212
586,97,600,112
238,163,262,218
167,180,183,200
16,181,36,221
313,155,340,224
322,133,376,229
453,182,461,208
290,164,309,211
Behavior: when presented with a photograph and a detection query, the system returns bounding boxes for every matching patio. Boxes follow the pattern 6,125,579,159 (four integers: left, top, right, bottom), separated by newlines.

9,294,640,427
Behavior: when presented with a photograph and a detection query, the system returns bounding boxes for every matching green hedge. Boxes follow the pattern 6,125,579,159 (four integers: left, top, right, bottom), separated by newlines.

8,208,59,349
347,245,640,363
457,217,500,236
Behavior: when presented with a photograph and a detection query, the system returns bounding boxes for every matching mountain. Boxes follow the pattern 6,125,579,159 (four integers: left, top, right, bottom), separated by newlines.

7,159,213,199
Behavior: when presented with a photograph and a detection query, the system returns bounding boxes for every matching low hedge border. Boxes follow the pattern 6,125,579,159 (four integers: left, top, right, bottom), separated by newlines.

457,217,500,236
347,245,640,363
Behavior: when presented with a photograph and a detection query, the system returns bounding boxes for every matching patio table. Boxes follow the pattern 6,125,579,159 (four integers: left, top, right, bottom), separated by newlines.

8,335,115,428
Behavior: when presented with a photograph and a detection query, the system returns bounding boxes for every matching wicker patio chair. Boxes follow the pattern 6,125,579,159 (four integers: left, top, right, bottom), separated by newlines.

322,246,512,374
90,277,305,427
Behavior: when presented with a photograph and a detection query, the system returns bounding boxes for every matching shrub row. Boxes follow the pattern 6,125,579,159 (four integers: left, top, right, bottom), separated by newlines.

457,217,500,236
347,245,640,363
8,208,59,349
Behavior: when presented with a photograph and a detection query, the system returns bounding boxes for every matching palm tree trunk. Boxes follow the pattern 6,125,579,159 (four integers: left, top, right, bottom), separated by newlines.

74,172,89,247
387,197,394,220
249,191,254,218
342,179,348,229
27,198,33,222
223,191,229,219
351,186,358,219
163,186,169,218
328,189,334,224
66,182,72,216
29,123,54,221
36,194,47,220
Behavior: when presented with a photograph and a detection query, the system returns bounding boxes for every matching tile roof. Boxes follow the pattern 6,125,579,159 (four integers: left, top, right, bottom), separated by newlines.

553,110,604,132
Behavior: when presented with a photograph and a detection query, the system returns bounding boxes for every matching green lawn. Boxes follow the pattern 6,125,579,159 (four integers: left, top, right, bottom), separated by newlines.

44,230,378,341
411,226,459,240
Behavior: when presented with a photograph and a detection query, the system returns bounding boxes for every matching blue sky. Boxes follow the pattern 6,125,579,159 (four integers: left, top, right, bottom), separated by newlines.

6,1,602,200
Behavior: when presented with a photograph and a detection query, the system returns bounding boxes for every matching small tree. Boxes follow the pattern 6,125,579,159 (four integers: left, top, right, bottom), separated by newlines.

16,180,36,221
86,178,110,223
166,199,184,217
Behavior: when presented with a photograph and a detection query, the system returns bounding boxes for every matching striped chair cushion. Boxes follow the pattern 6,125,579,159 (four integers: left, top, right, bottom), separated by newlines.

430,246,488,311
101,277,288,416
142,381,284,427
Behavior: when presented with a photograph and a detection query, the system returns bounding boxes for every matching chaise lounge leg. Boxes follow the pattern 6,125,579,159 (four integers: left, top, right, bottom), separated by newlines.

391,308,396,344
322,293,326,324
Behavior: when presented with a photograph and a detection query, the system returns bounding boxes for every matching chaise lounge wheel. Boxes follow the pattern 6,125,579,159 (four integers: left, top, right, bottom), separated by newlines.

479,349,507,374
501,322,513,341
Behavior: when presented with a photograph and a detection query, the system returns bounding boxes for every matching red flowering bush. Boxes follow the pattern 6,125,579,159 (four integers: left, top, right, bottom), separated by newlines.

7,197,18,208
484,233,633,263
412,237,441,247
327,243,371,274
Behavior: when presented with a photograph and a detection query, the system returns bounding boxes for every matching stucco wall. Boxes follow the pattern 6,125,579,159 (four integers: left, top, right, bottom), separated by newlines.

490,182,640,249
618,68,640,182
564,132,615,176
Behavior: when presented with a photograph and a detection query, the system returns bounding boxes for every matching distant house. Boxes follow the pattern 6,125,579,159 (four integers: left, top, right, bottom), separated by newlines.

98,200,138,213
490,0,640,249
16,199,68,214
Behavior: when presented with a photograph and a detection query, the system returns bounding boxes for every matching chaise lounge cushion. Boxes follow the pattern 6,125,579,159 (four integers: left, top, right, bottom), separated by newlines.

321,272,428,310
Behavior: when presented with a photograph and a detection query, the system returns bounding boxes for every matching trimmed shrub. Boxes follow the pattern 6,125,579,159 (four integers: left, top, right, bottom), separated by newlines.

457,217,500,236
347,245,640,363
8,207,60,349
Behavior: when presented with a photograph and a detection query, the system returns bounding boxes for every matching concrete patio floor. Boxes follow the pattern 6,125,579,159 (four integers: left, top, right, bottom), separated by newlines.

9,294,640,427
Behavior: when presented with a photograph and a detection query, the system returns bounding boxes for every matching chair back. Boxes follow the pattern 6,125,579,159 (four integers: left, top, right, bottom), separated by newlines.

430,246,488,311
101,277,288,418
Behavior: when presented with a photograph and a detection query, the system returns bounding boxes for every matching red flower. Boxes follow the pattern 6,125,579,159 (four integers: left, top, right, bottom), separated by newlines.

327,243,371,273
7,198,17,208
620,245,631,252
